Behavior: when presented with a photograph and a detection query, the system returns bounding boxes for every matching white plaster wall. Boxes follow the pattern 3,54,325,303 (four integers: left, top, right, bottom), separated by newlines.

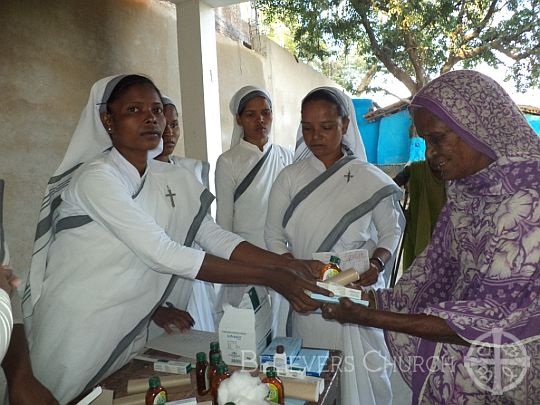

216,35,338,151
0,0,338,279
0,0,180,276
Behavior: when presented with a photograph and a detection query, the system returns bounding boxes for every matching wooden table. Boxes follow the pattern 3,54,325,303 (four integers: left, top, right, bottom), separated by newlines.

99,349,342,405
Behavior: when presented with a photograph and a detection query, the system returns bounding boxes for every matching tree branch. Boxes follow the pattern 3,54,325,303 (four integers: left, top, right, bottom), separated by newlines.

350,0,419,93
462,0,499,43
356,65,378,93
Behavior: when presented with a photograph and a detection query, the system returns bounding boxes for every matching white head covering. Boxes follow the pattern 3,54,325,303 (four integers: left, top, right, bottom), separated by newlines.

293,86,367,162
229,85,273,148
23,74,163,317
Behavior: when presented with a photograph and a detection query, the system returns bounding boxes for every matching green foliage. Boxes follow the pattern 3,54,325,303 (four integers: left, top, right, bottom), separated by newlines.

257,0,540,95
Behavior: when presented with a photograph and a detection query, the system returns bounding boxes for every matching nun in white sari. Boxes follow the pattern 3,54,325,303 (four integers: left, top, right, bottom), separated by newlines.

265,87,404,404
214,86,292,332
22,75,244,403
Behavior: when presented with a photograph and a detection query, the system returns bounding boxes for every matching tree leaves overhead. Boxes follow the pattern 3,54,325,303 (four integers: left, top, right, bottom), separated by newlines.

257,0,540,95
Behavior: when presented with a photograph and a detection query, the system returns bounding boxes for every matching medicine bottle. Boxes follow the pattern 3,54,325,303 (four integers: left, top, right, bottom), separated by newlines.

263,366,284,404
145,376,167,405
207,352,222,390
273,345,287,370
209,341,221,360
195,351,209,395
320,255,342,281
211,362,231,405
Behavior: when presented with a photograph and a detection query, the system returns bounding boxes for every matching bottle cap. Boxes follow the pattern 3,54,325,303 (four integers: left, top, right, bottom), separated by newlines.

329,255,341,264
148,376,161,389
210,352,222,364
210,341,220,351
266,366,277,377
196,351,206,362
276,345,285,354
216,362,228,373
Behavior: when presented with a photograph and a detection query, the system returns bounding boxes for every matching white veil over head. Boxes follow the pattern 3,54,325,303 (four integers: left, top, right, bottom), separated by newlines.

229,85,273,149
293,86,367,162
23,74,163,317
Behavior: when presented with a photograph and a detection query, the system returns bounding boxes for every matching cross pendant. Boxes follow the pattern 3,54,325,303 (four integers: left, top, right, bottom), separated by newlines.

165,185,176,207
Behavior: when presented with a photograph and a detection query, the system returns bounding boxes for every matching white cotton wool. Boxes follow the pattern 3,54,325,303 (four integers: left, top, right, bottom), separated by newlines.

217,370,269,405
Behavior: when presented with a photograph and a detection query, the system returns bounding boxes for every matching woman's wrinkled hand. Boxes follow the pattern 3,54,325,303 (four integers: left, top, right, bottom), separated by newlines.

321,297,371,325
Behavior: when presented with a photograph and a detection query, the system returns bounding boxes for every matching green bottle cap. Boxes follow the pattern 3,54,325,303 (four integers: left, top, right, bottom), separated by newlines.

266,366,277,377
210,352,222,364
216,362,227,374
148,376,161,389
210,341,220,351
329,255,341,264
196,352,206,362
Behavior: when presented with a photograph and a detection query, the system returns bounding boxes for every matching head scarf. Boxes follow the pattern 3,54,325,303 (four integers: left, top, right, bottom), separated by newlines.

23,74,163,317
380,70,540,402
410,69,540,161
293,86,367,162
161,95,176,109
229,86,273,149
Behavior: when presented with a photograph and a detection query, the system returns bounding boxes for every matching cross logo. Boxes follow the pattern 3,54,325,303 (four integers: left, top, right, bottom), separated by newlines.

464,327,530,395
344,170,354,183
165,185,176,208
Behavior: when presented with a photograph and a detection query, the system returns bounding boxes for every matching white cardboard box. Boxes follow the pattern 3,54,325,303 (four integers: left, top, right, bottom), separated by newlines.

218,286,272,367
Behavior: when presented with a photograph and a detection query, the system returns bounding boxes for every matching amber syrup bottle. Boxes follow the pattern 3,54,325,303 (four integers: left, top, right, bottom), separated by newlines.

319,255,342,281
211,362,231,405
195,351,209,395
206,352,222,393
145,376,167,405
263,366,284,404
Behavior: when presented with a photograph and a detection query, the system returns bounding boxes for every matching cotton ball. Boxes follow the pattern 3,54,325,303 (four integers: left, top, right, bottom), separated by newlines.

217,370,269,405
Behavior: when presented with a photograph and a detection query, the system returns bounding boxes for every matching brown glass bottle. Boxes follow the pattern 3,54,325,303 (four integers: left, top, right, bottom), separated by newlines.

206,352,222,393
145,376,167,405
195,351,209,395
263,366,284,404
209,341,221,360
211,362,231,405
319,255,342,281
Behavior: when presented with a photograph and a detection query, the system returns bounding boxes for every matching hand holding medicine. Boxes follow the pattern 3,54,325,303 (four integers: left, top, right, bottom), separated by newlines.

152,302,195,334
350,247,392,288
321,294,375,325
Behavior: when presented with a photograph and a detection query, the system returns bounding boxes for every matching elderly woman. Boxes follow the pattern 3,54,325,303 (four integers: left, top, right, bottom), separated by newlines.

214,86,293,332
22,75,325,403
322,70,540,403
265,87,404,404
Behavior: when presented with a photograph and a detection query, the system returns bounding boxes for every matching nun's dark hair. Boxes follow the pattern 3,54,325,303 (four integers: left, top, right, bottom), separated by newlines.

301,89,348,118
105,75,162,113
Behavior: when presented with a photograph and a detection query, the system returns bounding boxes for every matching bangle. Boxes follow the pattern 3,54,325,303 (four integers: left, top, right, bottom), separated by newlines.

369,257,385,273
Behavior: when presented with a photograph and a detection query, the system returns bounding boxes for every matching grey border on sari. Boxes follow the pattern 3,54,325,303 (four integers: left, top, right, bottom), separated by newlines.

282,155,356,228
317,183,401,252
233,144,273,202
84,188,215,392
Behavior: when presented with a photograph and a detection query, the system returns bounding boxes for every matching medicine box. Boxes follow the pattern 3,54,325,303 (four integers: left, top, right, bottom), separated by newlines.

219,286,272,367
291,348,330,377
153,359,192,374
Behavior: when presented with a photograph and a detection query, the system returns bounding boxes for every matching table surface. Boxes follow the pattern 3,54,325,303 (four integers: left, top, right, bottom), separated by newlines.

98,349,342,405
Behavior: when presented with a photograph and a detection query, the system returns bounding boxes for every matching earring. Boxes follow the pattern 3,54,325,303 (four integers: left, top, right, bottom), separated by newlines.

108,128,112,133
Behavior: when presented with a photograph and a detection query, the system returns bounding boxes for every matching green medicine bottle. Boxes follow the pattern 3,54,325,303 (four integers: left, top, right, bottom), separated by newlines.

145,376,167,405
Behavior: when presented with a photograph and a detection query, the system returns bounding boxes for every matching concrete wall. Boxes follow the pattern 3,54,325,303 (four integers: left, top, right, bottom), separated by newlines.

0,0,338,277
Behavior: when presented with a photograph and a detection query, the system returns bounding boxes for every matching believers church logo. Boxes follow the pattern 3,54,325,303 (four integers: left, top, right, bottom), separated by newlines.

464,327,530,395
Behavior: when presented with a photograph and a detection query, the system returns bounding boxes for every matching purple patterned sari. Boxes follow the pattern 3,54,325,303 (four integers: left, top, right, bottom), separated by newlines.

376,70,540,404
